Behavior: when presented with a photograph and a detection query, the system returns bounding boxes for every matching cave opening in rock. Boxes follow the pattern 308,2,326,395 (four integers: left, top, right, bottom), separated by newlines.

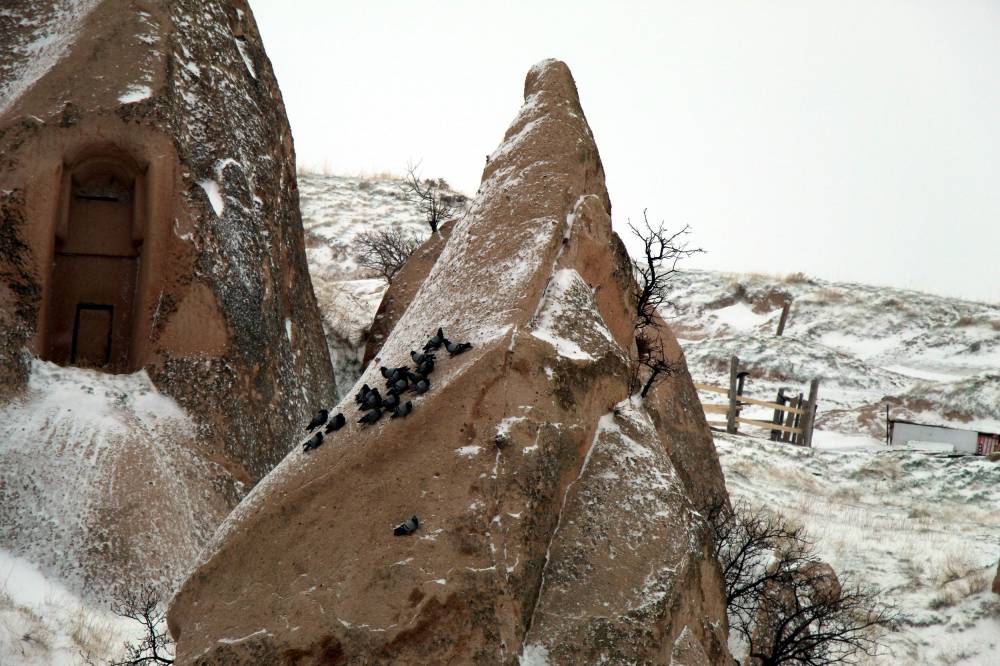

44,153,145,373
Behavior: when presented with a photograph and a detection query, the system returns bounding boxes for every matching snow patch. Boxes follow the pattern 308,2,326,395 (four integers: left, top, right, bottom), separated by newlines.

198,179,224,216
118,84,152,104
519,643,551,666
455,445,481,458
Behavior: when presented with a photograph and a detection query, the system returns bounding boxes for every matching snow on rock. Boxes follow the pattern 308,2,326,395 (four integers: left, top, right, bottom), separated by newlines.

118,83,152,104
197,177,224,216
0,0,100,116
523,399,721,663
530,268,620,362
0,360,238,603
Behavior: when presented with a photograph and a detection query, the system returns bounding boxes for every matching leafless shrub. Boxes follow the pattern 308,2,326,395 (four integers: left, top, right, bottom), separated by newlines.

108,584,174,665
626,211,701,398
354,228,421,283
401,161,459,234
703,498,898,666
628,210,702,331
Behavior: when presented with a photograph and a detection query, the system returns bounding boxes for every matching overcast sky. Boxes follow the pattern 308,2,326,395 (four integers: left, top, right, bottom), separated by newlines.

248,1,1000,304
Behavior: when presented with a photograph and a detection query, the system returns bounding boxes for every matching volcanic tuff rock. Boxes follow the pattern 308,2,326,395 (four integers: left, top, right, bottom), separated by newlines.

168,59,730,664
0,0,333,598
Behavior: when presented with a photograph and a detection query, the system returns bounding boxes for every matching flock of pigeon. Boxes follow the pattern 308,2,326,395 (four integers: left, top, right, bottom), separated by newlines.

300,327,471,449
299,327,472,536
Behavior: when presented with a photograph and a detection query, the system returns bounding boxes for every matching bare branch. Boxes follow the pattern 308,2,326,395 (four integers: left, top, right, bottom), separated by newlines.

401,161,459,234
354,228,421,283
108,583,174,665
627,210,703,331
702,498,898,666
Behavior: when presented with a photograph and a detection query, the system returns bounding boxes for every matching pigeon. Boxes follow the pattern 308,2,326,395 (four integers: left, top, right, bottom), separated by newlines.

382,393,400,410
389,378,408,394
305,409,329,432
393,515,419,536
358,408,383,426
446,340,472,356
354,384,371,405
416,358,434,375
405,369,424,384
362,387,383,410
324,412,346,433
302,431,324,452
411,350,435,365
423,327,446,352
413,378,430,394
379,366,393,379
392,400,413,418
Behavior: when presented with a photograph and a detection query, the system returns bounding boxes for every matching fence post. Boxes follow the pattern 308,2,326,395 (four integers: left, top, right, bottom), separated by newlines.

771,388,786,441
726,356,739,434
776,301,791,336
800,379,820,447
782,394,800,443
736,371,749,419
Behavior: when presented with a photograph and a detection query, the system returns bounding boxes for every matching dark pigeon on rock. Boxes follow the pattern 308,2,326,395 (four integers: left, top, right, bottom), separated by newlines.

302,432,324,452
362,388,383,410
354,384,371,405
393,515,419,536
413,378,430,395
305,409,329,432
411,350,435,365
358,408,383,426
423,327,446,352
417,358,434,375
324,413,346,433
389,378,408,394
382,393,400,410
392,400,413,418
446,340,472,356
379,366,393,380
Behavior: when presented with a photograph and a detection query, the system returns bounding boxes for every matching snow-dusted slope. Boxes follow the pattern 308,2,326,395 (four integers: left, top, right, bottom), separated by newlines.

666,270,1000,438
666,270,1000,665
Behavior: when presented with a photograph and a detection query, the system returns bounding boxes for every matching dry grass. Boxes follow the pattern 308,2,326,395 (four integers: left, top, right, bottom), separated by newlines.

782,271,812,284
296,163,401,181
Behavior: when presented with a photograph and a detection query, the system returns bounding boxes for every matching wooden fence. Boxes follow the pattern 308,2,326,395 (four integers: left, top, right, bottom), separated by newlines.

696,356,820,447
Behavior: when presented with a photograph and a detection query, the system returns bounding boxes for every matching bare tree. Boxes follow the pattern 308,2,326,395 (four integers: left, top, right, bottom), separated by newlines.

355,228,421,283
703,498,897,666
626,211,702,399
401,161,458,234
108,584,174,665
628,210,702,331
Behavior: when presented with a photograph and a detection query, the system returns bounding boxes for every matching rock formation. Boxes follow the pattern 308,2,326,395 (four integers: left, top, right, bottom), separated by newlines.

168,59,729,664
0,0,333,598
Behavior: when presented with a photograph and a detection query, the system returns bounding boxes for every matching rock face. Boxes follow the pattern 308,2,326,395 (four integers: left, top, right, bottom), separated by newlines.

168,59,729,664
361,222,454,365
0,0,333,597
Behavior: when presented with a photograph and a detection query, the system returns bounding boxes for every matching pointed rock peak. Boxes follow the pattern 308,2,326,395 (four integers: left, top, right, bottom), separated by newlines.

524,58,581,105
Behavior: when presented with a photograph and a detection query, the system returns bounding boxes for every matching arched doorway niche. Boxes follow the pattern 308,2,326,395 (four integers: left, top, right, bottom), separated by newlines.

44,147,148,373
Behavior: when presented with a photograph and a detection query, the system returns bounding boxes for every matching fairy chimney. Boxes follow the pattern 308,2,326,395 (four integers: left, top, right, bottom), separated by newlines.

167,59,730,665
0,0,333,597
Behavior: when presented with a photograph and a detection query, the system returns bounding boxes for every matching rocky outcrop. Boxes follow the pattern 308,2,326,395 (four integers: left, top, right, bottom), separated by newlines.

0,0,333,599
361,222,454,365
168,59,729,664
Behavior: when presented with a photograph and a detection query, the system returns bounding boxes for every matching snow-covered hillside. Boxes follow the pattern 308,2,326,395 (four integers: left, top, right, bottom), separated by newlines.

298,177,998,665
667,270,1000,665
